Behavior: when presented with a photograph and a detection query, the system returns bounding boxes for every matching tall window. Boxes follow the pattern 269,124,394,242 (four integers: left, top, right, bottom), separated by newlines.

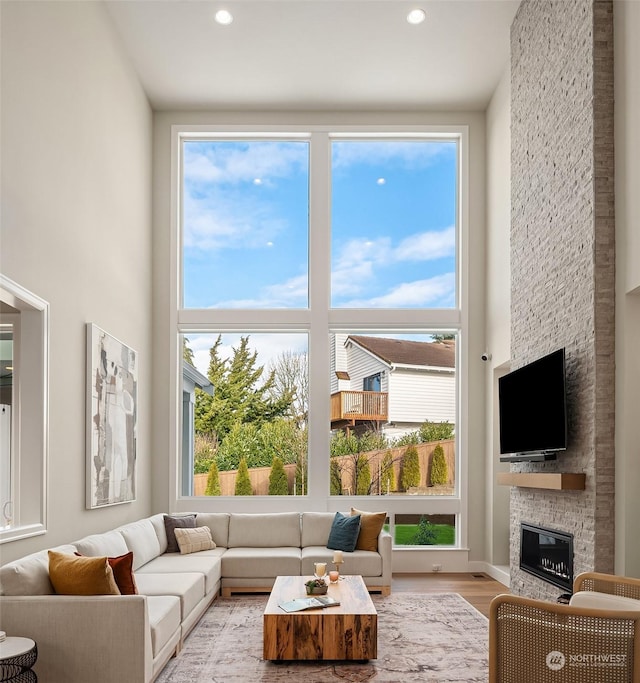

176,127,465,547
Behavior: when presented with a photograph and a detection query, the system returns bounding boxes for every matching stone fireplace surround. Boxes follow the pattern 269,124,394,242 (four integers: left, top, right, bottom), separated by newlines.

508,0,615,600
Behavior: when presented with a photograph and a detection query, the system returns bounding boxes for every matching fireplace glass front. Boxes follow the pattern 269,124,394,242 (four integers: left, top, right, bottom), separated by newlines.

520,523,574,591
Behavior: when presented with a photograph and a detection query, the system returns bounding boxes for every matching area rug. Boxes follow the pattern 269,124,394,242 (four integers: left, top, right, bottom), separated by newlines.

156,592,489,683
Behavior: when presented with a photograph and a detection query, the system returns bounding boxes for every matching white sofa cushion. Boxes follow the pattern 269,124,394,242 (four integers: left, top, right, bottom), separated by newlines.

135,572,205,621
136,553,222,594
301,512,336,547
569,590,640,611
0,544,77,595
227,512,301,548
146,595,181,657
196,512,230,548
301,546,382,577
74,530,130,558
222,547,301,578
118,518,162,570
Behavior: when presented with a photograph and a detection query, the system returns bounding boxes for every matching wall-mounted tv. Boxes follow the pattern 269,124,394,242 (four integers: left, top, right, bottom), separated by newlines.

498,348,568,462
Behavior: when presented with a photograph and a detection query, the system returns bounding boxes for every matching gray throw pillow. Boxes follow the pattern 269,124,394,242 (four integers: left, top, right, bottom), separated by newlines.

326,512,361,552
164,514,196,553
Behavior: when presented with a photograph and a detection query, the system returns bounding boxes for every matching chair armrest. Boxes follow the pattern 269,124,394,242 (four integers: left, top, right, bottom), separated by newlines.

574,571,640,601
489,594,640,683
0,595,152,683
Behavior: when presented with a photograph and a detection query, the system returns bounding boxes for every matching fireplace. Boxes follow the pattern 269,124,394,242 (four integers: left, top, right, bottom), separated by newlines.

520,523,574,591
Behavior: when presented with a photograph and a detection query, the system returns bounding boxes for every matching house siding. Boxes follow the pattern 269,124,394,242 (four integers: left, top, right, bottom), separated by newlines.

388,370,456,425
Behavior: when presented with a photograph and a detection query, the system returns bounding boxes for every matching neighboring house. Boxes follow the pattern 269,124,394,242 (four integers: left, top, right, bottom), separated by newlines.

330,334,455,437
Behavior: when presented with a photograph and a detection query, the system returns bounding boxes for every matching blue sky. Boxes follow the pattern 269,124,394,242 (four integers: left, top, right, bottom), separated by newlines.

182,139,457,310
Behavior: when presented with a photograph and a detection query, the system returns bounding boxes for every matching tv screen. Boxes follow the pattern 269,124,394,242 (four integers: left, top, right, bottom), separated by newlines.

498,348,567,458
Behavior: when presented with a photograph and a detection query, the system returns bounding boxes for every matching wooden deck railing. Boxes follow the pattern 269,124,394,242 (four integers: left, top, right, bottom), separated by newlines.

330,390,388,423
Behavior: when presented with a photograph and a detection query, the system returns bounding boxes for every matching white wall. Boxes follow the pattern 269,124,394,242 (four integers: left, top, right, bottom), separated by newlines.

0,1,153,563
614,0,640,577
484,66,512,573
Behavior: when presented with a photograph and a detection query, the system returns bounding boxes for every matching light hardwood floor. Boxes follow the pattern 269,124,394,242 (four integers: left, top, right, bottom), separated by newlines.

391,572,509,617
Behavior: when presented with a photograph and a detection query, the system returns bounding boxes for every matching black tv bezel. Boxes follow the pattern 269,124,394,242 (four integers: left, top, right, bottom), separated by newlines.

498,348,568,463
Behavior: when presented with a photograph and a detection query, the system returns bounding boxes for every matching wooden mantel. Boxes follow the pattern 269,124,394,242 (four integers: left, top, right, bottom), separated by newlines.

497,472,586,491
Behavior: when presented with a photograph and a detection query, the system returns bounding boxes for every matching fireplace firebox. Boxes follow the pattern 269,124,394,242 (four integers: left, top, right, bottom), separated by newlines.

520,523,574,591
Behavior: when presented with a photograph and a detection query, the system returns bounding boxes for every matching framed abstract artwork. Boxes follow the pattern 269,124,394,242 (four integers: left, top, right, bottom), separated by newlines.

86,323,138,508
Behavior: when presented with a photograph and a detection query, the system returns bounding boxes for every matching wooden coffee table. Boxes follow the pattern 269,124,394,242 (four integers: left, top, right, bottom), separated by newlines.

263,574,377,661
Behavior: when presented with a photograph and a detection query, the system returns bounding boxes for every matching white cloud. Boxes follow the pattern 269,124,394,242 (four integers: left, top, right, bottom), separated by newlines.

392,226,456,262
332,140,454,171
212,273,308,309
338,273,455,308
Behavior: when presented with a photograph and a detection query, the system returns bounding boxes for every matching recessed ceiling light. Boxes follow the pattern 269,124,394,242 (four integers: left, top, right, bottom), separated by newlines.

214,9,233,25
407,9,426,25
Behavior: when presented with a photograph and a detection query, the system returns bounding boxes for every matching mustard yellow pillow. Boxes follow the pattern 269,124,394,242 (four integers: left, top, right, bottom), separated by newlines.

350,508,387,552
48,550,121,595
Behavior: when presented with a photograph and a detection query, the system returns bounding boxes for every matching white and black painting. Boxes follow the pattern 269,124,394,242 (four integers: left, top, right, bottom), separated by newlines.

86,324,137,508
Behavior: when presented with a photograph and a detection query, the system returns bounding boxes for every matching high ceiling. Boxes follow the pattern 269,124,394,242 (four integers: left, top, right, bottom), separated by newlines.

104,0,521,112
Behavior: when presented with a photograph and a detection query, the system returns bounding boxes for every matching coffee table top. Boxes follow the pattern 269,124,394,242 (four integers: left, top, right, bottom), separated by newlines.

265,575,377,616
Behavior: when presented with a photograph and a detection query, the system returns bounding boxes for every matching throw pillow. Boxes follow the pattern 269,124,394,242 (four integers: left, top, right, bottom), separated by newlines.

351,507,387,552
75,550,138,595
326,512,361,553
48,550,121,596
164,514,196,553
174,526,216,555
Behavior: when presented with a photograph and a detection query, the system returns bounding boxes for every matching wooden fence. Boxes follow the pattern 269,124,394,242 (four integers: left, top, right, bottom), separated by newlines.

194,439,455,496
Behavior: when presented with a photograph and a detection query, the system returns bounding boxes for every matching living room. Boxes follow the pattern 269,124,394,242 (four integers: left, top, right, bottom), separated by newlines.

1,0,639,680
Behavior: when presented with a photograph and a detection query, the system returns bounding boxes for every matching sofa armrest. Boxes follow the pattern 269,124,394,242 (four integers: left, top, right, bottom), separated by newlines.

378,528,392,586
0,595,152,683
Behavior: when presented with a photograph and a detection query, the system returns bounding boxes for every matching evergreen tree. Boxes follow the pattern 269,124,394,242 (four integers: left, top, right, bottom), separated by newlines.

381,450,396,494
412,516,437,545
268,456,289,495
194,335,294,442
429,443,448,486
234,457,253,496
205,460,221,496
330,458,343,495
355,454,372,495
183,337,195,366
400,445,421,491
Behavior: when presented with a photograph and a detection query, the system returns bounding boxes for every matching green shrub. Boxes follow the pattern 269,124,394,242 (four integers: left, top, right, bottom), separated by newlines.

419,420,454,443
400,445,420,491
411,516,437,545
205,460,221,496
355,454,371,495
429,443,448,486
234,457,253,495
381,450,396,493
268,456,289,495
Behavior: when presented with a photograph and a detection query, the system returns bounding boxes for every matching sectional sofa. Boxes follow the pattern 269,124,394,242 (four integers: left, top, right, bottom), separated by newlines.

0,511,392,683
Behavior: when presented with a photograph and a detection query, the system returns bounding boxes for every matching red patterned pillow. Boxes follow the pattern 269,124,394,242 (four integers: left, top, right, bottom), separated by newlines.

75,551,138,595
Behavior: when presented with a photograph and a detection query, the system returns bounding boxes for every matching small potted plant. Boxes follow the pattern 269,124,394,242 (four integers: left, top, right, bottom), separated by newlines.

305,578,328,595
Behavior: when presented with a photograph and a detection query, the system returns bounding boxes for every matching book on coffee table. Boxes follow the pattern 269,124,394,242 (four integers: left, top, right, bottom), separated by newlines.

278,596,340,612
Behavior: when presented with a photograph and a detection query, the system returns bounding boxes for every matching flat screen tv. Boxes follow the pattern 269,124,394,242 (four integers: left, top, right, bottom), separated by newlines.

498,348,567,462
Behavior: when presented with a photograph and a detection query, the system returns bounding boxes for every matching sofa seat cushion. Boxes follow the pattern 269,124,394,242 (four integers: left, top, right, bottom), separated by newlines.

222,547,301,578
136,554,222,594
0,544,77,596
135,572,205,621
301,546,382,578
147,595,181,658
227,512,301,548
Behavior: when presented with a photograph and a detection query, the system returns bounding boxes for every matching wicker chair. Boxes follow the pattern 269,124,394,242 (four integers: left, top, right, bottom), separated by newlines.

489,572,640,683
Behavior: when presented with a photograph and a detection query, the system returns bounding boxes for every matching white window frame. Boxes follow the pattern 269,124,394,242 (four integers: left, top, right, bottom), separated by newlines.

168,124,469,553
0,275,49,543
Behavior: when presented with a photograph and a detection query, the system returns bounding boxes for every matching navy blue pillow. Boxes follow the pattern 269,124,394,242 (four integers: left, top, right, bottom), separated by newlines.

327,512,361,552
